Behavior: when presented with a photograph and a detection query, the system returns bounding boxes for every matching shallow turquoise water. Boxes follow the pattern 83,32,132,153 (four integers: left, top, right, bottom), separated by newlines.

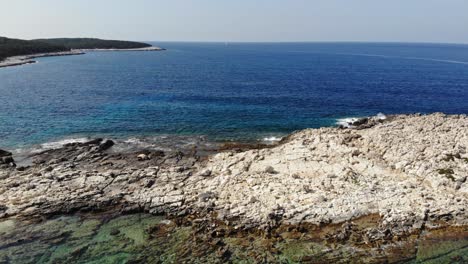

0,214,466,263
0,214,164,263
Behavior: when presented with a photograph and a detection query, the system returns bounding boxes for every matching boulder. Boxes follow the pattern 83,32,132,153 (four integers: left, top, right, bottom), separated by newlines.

0,149,12,157
0,149,14,165
83,138,103,146
98,140,114,151
351,117,369,127
265,166,277,174
137,153,149,161
199,169,212,177
2,156,14,164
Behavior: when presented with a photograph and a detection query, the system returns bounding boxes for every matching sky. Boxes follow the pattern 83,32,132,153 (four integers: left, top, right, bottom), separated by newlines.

1,0,468,43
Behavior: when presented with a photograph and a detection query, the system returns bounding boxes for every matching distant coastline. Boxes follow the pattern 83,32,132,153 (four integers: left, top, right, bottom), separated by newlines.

0,47,166,68
77,46,165,52
0,37,165,68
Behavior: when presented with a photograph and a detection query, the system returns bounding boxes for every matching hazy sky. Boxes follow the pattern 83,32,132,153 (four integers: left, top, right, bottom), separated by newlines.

1,0,468,43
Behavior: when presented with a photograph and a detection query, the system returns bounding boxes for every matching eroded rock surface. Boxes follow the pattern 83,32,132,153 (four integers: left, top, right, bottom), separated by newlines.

193,113,468,233
1,113,467,241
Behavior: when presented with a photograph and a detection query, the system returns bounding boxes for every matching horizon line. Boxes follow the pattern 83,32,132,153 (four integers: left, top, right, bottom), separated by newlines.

4,35,468,46
142,40,468,45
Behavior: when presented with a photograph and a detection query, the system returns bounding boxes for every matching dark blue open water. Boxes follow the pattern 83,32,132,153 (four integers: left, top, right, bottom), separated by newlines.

1,42,468,149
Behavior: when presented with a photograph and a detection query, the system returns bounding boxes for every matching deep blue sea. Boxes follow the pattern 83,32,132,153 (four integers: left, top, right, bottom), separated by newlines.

1,42,468,150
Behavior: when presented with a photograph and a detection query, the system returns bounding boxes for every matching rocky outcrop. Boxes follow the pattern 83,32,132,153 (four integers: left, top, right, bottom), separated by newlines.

0,113,467,242
191,113,468,233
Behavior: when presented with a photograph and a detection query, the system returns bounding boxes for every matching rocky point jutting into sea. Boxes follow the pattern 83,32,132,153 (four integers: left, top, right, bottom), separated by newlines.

1,113,467,263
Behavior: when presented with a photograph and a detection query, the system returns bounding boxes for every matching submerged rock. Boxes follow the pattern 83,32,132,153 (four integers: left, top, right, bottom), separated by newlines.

0,213,466,263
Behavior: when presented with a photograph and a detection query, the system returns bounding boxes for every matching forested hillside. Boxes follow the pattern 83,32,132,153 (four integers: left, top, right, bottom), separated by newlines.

34,38,151,50
1,37,153,62
0,37,69,61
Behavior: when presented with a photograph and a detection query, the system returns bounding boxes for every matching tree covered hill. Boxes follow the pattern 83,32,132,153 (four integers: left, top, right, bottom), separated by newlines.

1,37,153,62
0,37,69,61
34,38,152,50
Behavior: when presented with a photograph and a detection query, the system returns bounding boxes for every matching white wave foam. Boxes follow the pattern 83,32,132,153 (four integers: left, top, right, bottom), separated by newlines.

11,137,92,166
336,113,387,128
39,137,90,151
376,112,387,120
262,136,283,142
405,57,468,65
122,137,145,145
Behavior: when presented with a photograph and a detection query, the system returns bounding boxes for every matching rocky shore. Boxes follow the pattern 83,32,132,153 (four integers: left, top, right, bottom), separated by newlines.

1,113,467,262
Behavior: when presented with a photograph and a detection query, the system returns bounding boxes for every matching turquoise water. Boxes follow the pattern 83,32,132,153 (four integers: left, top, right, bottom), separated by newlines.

0,42,467,148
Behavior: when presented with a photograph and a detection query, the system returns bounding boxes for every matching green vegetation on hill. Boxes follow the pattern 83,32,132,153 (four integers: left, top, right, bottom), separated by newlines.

34,38,152,50
0,37,69,61
0,37,153,62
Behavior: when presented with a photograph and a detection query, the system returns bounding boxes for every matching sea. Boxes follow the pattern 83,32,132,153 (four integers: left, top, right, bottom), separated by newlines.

1,42,468,263
1,42,468,152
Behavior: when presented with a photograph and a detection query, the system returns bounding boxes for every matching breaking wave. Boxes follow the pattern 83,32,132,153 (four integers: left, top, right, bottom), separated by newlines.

336,113,387,128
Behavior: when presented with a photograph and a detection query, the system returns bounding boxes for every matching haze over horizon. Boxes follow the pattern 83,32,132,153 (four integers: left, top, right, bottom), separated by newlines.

1,0,468,44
